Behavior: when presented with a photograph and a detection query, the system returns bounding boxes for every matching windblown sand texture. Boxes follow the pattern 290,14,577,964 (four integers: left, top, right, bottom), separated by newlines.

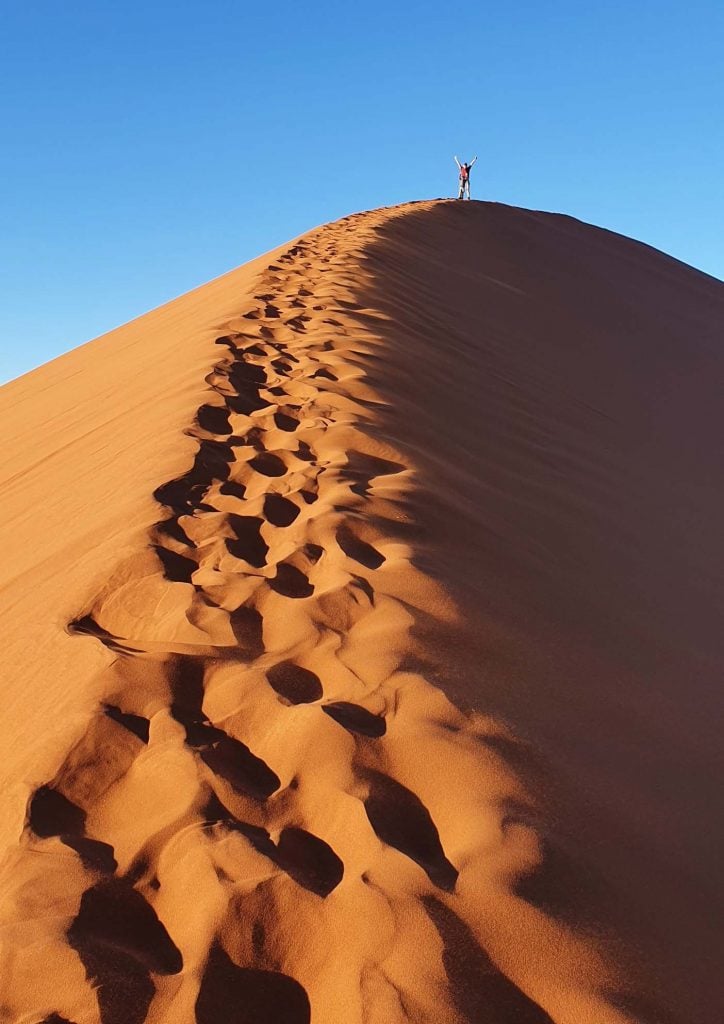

0,201,722,1024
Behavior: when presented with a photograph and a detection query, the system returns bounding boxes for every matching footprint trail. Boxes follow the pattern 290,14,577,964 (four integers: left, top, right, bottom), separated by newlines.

4,207,632,1024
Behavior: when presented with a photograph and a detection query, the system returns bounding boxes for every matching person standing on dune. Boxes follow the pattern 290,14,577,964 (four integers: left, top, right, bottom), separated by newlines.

454,155,477,199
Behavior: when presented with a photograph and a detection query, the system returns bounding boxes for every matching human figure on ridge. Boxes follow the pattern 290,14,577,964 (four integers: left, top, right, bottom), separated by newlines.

454,155,477,200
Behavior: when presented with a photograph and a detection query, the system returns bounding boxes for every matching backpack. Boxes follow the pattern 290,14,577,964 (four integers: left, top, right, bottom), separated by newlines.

460,164,469,180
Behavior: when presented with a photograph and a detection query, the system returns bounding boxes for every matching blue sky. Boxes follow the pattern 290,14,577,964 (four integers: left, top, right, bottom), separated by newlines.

1,1,722,383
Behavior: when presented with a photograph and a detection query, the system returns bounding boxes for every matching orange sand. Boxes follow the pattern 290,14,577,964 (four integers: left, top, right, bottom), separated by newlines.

0,201,722,1024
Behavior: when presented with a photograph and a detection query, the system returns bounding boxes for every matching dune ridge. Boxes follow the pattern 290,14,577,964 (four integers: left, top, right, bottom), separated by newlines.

1,200,722,1024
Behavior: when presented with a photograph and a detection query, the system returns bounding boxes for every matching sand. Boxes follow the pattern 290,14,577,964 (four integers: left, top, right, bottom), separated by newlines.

0,201,722,1024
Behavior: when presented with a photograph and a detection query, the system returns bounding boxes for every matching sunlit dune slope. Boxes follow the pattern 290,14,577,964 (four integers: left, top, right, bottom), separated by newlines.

0,200,722,1024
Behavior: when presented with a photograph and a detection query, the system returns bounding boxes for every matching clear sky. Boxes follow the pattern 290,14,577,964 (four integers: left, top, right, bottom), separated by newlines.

1,1,722,383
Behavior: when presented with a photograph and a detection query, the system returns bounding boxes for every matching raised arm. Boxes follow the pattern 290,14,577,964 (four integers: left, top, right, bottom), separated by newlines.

454,156,461,168
470,156,478,166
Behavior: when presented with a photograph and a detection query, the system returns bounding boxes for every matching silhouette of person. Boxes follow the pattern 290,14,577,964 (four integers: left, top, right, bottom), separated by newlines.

454,155,477,199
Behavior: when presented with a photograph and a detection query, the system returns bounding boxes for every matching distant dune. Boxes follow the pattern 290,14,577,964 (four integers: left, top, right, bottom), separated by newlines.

0,201,722,1024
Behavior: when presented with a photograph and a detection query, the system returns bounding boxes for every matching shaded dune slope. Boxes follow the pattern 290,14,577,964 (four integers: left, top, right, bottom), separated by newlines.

357,203,724,1024
0,201,722,1024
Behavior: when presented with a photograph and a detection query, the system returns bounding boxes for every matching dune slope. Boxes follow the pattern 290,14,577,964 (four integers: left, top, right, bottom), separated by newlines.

0,201,722,1024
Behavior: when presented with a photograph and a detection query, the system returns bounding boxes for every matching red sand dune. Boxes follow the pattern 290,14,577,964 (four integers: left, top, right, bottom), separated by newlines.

0,200,722,1024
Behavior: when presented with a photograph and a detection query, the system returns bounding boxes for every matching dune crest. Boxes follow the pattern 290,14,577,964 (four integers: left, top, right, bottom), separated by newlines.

2,201,722,1024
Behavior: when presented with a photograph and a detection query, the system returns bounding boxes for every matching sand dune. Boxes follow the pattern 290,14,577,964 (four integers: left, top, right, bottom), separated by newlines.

0,201,722,1024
